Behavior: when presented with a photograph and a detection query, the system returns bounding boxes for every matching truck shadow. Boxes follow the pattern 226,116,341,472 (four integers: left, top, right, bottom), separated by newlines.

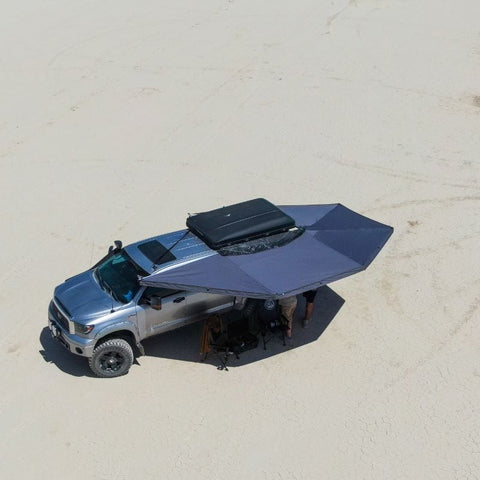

39,328,93,377
39,286,344,375
143,286,345,369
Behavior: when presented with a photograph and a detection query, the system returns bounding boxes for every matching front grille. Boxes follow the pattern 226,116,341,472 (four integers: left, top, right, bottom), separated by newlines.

51,300,70,332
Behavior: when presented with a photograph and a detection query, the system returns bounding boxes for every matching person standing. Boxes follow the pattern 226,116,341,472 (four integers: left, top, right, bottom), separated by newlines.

302,289,317,328
278,295,298,338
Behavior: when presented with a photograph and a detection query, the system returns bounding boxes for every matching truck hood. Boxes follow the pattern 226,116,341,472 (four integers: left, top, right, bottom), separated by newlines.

54,270,118,323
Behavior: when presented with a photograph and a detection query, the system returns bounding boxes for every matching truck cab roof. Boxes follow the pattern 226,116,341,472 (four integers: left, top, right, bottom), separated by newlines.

124,229,215,276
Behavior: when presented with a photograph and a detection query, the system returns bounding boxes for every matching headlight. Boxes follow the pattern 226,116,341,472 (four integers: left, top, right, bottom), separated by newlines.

74,323,94,335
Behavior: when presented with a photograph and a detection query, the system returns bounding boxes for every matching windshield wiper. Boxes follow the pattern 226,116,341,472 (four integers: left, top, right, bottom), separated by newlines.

95,270,120,303
103,279,121,303
94,269,106,290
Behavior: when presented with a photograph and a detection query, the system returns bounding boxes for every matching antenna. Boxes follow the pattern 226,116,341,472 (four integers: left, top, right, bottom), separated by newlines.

152,230,190,270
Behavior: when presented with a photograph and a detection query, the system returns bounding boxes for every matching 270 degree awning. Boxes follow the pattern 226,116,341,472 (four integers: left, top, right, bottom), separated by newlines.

140,204,393,299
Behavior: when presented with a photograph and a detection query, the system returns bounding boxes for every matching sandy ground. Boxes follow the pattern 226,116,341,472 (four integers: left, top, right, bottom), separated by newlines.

1,1,479,479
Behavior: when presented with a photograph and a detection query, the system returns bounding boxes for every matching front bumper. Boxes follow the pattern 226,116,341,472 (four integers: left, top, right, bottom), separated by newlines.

48,302,95,357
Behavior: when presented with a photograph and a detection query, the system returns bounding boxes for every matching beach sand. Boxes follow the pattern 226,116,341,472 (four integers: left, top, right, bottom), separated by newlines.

1,1,479,479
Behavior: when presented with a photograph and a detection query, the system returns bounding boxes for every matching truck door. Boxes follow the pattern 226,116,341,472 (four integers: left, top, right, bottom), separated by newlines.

185,291,234,320
136,287,191,337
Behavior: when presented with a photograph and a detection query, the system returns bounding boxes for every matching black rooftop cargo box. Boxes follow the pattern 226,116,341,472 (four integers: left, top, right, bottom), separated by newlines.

186,198,296,250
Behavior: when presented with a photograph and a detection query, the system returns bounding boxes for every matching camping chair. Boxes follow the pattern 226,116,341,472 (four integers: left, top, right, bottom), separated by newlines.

200,315,241,371
200,314,259,370
241,299,288,350
257,303,288,350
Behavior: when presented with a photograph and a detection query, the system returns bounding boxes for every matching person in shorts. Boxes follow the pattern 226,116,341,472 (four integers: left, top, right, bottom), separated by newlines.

302,289,317,327
278,295,297,338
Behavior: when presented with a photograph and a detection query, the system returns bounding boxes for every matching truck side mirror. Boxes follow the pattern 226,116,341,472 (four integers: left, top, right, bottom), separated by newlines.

150,296,162,310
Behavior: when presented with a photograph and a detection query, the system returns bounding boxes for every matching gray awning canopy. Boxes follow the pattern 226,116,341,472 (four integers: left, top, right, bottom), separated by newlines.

140,204,393,299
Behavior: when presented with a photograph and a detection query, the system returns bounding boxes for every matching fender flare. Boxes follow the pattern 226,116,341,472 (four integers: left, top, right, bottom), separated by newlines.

94,320,140,345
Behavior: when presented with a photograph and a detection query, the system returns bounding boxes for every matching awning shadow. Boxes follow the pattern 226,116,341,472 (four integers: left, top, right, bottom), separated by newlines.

143,286,345,369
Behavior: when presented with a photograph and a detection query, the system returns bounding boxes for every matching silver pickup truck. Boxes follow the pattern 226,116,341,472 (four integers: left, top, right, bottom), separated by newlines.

48,198,393,378
48,231,235,377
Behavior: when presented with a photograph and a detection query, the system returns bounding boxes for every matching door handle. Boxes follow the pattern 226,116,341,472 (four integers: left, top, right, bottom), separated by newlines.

173,296,185,303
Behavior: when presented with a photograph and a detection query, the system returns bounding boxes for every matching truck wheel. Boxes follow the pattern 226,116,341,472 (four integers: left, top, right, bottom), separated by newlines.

88,338,134,378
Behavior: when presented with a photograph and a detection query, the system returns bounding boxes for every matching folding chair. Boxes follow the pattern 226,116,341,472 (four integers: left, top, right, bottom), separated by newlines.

241,299,288,349
260,313,288,349
200,315,240,371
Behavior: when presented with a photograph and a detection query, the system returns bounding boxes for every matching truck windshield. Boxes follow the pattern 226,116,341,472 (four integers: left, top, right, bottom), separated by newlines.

94,251,145,304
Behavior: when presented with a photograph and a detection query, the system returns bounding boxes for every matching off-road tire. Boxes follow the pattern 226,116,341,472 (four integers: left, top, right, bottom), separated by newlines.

89,338,134,378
